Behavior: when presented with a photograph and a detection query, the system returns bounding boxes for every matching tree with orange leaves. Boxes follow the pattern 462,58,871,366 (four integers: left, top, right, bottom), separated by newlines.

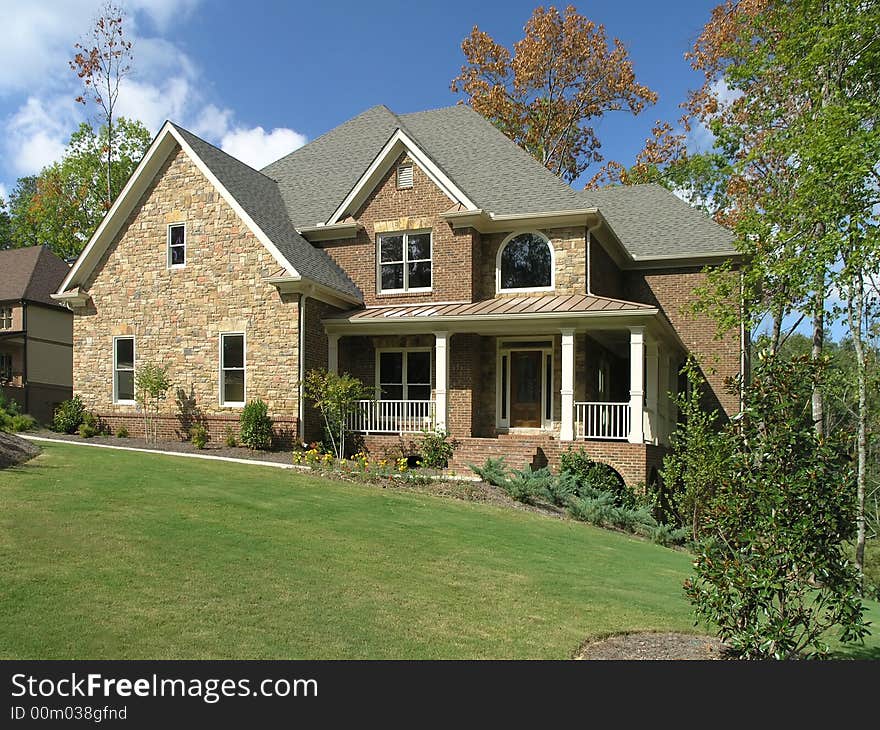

70,2,133,209
451,5,657,185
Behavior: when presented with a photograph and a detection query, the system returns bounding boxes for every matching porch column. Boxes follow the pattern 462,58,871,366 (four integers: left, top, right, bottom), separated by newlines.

560,328,575,441
434,331,449,432
327,334,340,375
628,326,645,444
645,337,659,444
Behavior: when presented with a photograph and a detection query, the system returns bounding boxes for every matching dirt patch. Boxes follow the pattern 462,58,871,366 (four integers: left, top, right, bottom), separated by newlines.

577,632,727,660
0,432,42,469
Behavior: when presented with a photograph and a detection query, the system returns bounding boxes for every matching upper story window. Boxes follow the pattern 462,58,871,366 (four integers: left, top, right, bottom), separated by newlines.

497,231,554,292
378,231,432,293
0,307,12,329
396,164,413,189
168,223,186,268
113,336,135,404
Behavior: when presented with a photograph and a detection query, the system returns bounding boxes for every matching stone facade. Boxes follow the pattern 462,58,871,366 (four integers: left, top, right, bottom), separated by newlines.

73,144,302,440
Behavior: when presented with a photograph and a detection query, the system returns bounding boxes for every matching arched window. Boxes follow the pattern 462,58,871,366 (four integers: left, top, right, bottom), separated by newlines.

496,232,554,292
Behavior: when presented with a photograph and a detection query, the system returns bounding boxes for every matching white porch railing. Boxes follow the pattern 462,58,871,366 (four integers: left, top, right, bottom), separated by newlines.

349,399,436,434
574,401,630,440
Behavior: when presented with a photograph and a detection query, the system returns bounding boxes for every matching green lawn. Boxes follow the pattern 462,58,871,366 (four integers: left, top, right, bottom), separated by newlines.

1,442,878,659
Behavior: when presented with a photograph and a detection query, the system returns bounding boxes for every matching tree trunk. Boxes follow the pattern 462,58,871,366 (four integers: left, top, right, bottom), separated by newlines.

811,282,825,438
848,277,867,577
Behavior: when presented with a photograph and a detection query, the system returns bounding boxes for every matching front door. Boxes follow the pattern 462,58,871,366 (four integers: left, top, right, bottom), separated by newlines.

509,350,543,428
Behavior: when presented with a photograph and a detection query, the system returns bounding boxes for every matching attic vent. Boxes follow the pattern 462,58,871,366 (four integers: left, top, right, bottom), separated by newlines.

397,164,413,189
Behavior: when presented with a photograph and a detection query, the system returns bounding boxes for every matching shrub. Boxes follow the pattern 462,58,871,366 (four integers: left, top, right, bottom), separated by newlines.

560,448,634,506
418,429,458,468
685,352,868,659
469,456,510,487
116,426,129,438
10,414,37,432
189,424,208,449
52,396,86,434
240,399,273,450
77,412,98,438
224,426,238,448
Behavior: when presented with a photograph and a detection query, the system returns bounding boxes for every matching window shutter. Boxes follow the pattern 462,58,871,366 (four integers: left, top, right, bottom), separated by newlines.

397,164,413,189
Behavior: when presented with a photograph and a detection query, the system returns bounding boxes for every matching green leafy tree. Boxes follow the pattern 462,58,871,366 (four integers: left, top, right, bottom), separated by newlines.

660,359,732,540
685,351,868,658
302,369,372,460
135,363,171,444
2,120,149,258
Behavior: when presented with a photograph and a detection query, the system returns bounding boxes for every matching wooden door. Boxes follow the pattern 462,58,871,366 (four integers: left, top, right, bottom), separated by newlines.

509,351,542,427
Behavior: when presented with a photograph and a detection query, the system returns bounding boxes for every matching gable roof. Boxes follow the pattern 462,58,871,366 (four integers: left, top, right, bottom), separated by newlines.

58,122,361,305
579,184,736,260
0,246,70,307
170,125,361,300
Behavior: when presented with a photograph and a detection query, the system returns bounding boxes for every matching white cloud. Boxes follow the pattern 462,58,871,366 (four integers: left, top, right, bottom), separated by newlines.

686,79,743,154
6,96,72,175
220,126,307,169
191,104,233,140
116,76,192,133
0,182,7,203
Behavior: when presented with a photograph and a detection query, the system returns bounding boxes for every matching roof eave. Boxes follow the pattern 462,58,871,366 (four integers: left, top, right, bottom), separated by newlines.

297,221,363,242
443,208,601,233
266,275,362,308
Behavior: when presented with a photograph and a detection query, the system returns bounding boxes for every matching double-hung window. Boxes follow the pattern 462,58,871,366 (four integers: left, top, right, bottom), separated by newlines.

113,336,135,404
0,353,12,381
378,350,431,401
0,307,12,329
168,223,186,268
378,231,432,293
220,333,245,406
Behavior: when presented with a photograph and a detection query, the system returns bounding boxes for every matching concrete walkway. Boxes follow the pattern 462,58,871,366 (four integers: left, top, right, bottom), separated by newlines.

19,434,297,470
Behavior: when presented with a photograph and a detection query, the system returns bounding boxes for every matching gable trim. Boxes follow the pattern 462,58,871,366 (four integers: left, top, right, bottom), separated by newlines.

326,128,478,225
57,122,301,296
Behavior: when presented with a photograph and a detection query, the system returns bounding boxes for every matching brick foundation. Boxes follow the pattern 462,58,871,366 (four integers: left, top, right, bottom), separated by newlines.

94,412,298,449
359,431,665,487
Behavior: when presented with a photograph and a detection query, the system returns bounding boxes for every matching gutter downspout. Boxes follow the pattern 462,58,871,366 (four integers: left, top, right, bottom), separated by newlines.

739,269,748,414
298,293,307,445
585,227,592,295
22,301,28,415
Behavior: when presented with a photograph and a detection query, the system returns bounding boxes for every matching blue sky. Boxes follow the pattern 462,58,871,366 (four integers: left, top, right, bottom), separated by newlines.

0,0,720,202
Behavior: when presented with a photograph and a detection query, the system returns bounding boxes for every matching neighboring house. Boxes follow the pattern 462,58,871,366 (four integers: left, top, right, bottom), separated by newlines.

0,246,73,423
54,104,744,485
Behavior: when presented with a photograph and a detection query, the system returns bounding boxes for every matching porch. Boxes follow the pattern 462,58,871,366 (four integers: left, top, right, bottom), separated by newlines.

323,296,684,450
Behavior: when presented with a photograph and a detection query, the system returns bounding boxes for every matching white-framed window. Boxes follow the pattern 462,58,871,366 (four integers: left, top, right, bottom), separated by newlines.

496,231,555,293
0,352,12,381
396,163,413,189
167,222,186,268
220,332,245,407
377,231,432,293
113,336,135,404
0,307,12,329
376,349,431,401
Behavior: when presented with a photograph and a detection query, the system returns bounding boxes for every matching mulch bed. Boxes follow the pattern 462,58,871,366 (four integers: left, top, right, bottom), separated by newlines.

577,632,727,660
30,428,294,465
0,432,42,469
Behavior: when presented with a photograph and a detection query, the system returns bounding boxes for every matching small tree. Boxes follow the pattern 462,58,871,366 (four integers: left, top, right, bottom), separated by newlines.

660,359,732,540
685,351,868,659
135,363,171,444
302,369,371,460
240,399,273,450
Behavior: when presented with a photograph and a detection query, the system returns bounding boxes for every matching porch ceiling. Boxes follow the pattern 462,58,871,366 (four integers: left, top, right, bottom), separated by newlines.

322,294,659,335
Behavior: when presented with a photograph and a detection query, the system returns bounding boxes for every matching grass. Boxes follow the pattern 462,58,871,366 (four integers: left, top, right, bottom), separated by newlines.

1,442,878,659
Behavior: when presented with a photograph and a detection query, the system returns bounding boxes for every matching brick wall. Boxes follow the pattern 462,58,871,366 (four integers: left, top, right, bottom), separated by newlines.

318,153,477,305
588,237,624,299
73,144,302,438
624,266,741,417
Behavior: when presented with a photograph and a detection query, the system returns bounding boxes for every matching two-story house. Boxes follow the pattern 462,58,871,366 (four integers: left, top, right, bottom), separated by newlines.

0,245,73,423
53,105,743,485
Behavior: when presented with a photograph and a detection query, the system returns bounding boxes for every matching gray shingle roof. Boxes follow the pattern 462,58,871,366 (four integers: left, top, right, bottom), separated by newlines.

579,184,736,259
0,246,71,307
171,124,361,300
